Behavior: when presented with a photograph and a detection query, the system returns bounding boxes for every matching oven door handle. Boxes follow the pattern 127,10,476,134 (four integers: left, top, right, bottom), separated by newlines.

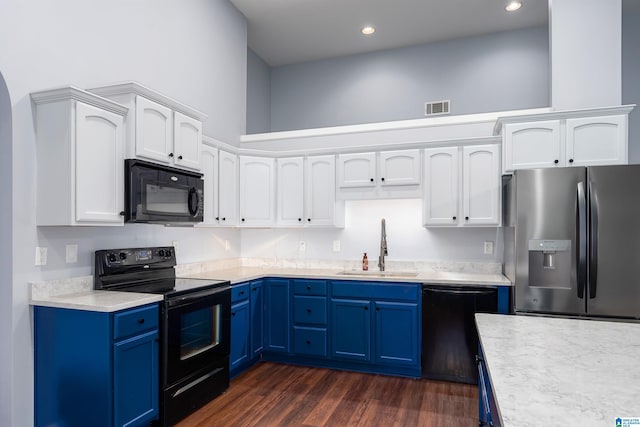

167,285,230,308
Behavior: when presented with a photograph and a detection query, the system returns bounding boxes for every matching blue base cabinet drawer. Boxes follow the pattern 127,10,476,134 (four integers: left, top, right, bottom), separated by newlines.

293,296,327,325
293,279,327,296
114,304,159,340
293,326,327,356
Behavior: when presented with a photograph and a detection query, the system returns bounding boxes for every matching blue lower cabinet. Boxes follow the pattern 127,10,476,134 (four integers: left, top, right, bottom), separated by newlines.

35,304,159,427
264,278,290,353
374,301,418,366
250,281,264,357
331,299,372,361
230,300,250,371
293,326,327,356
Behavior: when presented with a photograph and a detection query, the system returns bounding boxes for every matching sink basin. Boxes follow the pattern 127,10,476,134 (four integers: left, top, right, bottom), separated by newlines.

337,271,419,278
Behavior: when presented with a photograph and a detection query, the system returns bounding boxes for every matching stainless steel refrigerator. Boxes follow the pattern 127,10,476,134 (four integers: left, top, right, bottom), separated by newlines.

504,165,640,319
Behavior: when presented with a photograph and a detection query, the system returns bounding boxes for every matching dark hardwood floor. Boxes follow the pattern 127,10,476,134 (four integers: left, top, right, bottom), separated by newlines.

176,362,478,427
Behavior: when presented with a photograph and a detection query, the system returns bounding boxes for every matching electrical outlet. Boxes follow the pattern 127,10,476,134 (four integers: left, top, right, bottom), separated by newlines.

66,244,78,264
35,247,48,266
332,240,341,252
299,241,306,252
484,241,494,255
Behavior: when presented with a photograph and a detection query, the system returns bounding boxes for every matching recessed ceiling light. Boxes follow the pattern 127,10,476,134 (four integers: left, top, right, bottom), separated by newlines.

361,26,376,35
505,1,522,12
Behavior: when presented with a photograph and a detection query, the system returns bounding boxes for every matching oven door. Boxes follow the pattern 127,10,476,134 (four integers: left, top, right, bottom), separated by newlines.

125,159,204,223
164,286,231,387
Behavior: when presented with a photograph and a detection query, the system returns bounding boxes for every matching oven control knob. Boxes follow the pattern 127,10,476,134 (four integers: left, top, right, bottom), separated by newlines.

158,249,165,257
119,252,127,261
166,250,172,257
108,253,117,263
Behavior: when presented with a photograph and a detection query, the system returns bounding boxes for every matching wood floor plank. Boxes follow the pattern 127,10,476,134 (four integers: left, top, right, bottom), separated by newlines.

175,362,478,427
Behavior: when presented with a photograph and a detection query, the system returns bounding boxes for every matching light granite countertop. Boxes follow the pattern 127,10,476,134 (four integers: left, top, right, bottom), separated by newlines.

476,313,640,427
181,266,511,287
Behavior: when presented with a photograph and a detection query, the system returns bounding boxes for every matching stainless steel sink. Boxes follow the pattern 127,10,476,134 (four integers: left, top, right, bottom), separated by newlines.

337,271,419,278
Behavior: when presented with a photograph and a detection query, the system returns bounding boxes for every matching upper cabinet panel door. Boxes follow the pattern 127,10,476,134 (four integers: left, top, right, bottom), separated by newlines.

566,115,627,167
379,150,421,186
173,112,202,171
337,153,376,188
135,96,173,164
239,156,275,226
423,147,459,226
462,145,500,226
277,157,304,226
503,121,562,173
305,155,336,226
200,145,219,225
218,150,238,226
75,102,124,223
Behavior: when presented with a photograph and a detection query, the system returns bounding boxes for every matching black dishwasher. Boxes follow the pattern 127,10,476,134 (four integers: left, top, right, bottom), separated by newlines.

421,284,497,384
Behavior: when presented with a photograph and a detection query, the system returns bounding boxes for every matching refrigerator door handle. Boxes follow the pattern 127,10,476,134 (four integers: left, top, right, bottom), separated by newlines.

576,181,587,299
589,183,598,299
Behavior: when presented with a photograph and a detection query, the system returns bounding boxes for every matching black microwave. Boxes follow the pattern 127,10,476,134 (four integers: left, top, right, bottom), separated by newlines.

124,159,204,224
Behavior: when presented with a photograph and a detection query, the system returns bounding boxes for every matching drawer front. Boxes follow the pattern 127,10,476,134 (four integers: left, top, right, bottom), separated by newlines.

293,280,327,296
293,296,327,325
330,281,419,302
113,304,159,340
231,283,250,303
293,326,327,357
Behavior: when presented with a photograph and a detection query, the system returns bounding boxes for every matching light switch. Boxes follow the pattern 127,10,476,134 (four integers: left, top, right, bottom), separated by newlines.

333,240,341,252
299,241,306,252
35,247,48,266
66,244,78,264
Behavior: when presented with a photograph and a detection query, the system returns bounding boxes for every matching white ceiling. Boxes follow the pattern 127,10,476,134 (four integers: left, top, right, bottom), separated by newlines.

230,0,550,67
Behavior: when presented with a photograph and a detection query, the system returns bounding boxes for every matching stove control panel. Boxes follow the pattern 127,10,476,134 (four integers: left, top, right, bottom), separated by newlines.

96,246,175,269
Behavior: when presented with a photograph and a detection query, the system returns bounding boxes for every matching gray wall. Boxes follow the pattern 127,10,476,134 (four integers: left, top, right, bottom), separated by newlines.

266,26,549,132
623,10,640,163
247,48,271,134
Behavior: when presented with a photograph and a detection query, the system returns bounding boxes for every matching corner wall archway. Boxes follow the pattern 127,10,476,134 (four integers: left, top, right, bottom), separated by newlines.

0,69,13,425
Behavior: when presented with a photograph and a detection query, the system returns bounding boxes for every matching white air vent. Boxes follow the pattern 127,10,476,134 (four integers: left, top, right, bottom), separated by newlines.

424,100,450,116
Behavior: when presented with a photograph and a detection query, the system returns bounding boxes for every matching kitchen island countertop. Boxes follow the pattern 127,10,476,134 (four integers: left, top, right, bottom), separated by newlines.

476,313,640,427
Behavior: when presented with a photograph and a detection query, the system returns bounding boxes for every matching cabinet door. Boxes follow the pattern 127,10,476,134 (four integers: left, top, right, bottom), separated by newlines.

264,279,290,353
423,147,459,226
566,115,627,167
503,121,562,173
230,300,250,370
75,102,124,224
200,145,219,225
113,330,159,427
218,150,238,226
173,111,202,171
277,157,304,226
135,96,173,164
239,156,276,226
379,150,421,186
462,145,500,226
305,155,337,226
374,301,418,366
337,152,376,188
250,281,264,358
330,299,371,362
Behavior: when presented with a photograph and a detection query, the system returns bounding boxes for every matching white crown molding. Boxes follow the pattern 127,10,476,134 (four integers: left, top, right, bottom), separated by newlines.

30,86,129,116
87,81,208,121
493,104,636,134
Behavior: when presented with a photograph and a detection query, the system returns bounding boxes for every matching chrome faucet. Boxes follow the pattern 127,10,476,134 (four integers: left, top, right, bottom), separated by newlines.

378,218,388,271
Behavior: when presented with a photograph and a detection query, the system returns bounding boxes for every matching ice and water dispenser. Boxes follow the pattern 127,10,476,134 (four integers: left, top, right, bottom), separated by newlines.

528,240,572,288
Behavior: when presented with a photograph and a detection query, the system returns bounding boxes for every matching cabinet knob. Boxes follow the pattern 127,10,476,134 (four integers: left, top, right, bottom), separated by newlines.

381,177,385,182
231,312,236,317
242,218,245,222
119,211,125,216
222,217,226,221
298,218,302,222
452,216,456,220
252,287,257,292
364,306,368,311
239,291,244,296
370,178,374,182
465,216,469,220
215,217,219,221
137,318,145,324
306,285,311,290
168,152,174,158
306,340,311,345
554,159,559,164
178,155,183,160
376,307,380,312
307,218,311,222
307,309,312,313
569,158,574,163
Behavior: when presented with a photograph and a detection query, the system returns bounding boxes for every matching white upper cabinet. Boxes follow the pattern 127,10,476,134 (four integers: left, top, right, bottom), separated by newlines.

276,157,305,226
337,149,421,199
462,145,501,226
565,115,627,167
89,82,207,171
31,87,128,226
239,156,276,226
305,155,343,227
423,147,459,226
200,144,219,226
218,149,239,226
498,107,632,173
503,120,562,173
423,144,500,227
